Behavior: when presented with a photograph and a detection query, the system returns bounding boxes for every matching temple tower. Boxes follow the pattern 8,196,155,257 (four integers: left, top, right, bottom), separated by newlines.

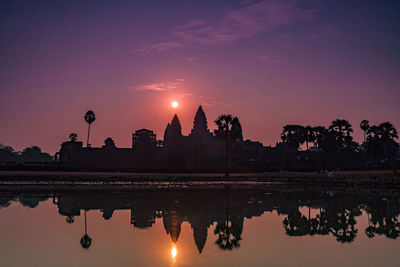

164,114,183,148
190,106,211,141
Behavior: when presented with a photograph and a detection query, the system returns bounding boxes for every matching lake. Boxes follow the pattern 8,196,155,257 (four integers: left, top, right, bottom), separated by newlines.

0,184,399,266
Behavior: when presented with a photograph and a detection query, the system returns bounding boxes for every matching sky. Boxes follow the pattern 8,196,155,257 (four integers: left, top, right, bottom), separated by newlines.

1,0,399,154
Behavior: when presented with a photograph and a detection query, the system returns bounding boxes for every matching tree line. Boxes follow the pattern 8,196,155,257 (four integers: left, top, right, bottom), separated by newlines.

0,144,53,163
277,119,399,170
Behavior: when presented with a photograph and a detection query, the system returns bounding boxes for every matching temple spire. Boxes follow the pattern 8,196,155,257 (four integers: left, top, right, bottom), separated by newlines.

191,105,210,137
170,114,182,136
164,114,183,147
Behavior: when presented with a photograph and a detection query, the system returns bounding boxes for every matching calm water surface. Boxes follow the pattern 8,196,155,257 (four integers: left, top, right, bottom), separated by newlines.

0,185,399,266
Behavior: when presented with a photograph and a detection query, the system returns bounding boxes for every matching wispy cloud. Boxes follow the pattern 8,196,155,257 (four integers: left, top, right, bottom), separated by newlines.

135,41,184,54
256,55,270,61
256,54,281,63
130,78,185,92
136,0,314,53
199,95,231,107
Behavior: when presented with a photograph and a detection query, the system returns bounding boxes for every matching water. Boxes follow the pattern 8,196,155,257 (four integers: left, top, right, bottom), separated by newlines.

0,184,399,266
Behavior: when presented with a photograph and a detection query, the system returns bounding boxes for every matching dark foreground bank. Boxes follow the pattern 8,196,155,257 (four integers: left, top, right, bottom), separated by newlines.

0,170,398,190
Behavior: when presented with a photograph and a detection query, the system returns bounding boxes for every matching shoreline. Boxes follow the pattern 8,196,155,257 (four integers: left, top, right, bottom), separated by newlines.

0,170,398,189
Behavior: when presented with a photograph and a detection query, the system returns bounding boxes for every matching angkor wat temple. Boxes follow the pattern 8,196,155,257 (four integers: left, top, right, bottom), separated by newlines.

56,106,265,172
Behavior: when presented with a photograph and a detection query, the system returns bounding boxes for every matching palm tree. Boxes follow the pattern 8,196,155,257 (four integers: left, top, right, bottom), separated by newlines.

378,122,398,141
80,210,92,249
312,126,326,150
360,120,370,143
305,125,315,151
281,125,306,151
329,119,353,146
214,114,240,176
84,110,96,147
329,119,354,169
69,133,77,142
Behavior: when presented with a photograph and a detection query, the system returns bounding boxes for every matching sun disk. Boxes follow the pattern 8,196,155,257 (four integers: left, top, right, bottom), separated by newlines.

171,101,179,108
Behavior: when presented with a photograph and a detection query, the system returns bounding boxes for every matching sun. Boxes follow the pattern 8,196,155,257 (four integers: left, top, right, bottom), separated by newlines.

171,101,179,108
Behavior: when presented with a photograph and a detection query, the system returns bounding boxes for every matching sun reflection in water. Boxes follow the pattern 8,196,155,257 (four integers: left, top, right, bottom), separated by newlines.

171,246,177,261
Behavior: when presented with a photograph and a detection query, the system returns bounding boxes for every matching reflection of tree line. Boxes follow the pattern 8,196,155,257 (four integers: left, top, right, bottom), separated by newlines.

0,188,399,251
282,195,400,242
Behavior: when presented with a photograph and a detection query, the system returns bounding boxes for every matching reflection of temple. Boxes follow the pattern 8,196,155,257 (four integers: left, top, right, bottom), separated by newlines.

1,186,400,251
56,105,265,171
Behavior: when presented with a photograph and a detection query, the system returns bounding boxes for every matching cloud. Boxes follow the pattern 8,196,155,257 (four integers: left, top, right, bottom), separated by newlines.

137,0,314,53
187,57,197,62
199,95,231,107
130,78,185,92
256,55,270,61
135,41,184,54
256,54,281,63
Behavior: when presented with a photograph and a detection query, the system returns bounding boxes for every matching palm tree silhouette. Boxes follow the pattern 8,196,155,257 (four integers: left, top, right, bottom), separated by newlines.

329,119,353,146
69,133,77,142
312,126,326,150
84,110,96,147
329,119,353,169
305,126,315,151
360,120,370,143
280,124,306,151
80,210,92,249
214,114,240,176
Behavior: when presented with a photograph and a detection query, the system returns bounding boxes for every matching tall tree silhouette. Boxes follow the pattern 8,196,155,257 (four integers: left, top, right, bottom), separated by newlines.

281,125,306,151
305,126,316,151
84,110,96,147
312,126,326,150
366,122,398,169
360,120,370,143
214,114,240,176
329,119,353,147
329,119,354,169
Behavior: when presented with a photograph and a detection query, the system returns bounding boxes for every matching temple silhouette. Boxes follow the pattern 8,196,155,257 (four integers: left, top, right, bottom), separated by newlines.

2,105,399,172
56,105,263,172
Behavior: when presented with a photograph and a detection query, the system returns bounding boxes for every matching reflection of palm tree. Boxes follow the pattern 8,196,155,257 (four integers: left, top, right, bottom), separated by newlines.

365,212,375,238
66,215,75,224
315,210,330,235
214,186,242,250
283,210,309,236
80,210,92,249
366,201,400,239
329,209,358,243
84,110,96,147
214,220,241,250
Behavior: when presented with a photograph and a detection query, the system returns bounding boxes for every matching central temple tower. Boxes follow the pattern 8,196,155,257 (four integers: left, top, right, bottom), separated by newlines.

189,105,212,141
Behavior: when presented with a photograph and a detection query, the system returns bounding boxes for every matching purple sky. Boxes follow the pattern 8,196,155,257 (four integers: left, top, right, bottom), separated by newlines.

1,0,399,154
